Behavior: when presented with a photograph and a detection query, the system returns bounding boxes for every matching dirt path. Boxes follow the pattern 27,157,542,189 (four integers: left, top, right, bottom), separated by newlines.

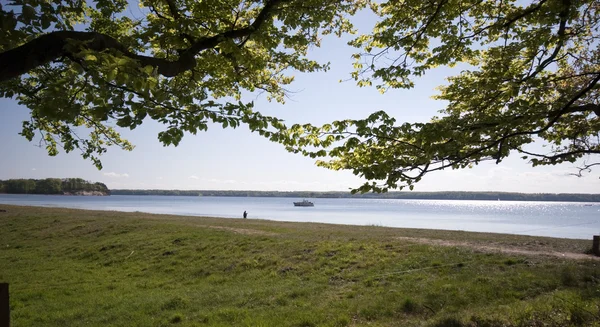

397,237,600,261
206,225,277,236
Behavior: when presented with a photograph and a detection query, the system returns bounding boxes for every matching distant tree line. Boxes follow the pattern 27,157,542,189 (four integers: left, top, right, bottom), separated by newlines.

0,178,109,195
110,189,600,202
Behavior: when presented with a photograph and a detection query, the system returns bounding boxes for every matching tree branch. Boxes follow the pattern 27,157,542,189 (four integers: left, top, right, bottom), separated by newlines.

518,148,600,162
569,162,600,177
564,103,600,116
0,0,287,82
163,0,181,20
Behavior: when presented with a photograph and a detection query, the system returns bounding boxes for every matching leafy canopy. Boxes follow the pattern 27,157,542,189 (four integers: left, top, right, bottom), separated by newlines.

0,0,365,168
281,0,600,192
1,0,599,193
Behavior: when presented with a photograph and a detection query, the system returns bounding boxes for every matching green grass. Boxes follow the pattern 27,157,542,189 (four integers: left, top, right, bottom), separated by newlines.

1,205,599,326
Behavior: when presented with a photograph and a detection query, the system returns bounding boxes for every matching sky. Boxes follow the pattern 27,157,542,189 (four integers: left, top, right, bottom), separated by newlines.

0,9,599,193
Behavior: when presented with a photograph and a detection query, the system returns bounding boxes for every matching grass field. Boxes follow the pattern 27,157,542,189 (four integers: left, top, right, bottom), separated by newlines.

1,205,599,326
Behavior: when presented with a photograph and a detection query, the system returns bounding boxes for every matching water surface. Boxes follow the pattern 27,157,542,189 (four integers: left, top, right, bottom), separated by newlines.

1,194,599,239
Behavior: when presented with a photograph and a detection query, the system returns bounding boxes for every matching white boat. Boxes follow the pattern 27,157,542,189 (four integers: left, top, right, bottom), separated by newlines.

293,199,314,207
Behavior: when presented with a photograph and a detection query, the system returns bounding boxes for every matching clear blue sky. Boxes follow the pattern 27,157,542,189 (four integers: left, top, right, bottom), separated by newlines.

1,9,598,193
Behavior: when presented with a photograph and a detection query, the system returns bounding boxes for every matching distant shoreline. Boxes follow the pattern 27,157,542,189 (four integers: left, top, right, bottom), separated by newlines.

0,191,109,196
0,178,110,196
109,189,600,203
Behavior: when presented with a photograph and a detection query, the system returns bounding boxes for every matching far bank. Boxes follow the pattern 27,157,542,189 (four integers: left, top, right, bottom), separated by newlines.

0,178,109,196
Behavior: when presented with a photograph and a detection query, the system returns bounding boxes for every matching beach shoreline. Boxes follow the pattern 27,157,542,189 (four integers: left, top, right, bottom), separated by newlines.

1,205,599,326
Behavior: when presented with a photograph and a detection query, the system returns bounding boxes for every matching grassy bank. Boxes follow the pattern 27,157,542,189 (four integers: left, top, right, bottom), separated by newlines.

0,205,599,326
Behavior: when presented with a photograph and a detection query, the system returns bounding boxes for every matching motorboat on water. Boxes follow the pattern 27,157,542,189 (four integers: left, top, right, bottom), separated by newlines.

293,199,314,207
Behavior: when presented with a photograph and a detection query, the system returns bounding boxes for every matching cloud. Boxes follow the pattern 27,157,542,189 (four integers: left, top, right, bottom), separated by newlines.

31,168,36,171
188,175,199,180
207,178,237,184
103,172,130,178
157,177,164,180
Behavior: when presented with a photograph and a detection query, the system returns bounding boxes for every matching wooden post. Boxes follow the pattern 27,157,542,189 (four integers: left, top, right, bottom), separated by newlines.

593,236,600,256
0,283,8,327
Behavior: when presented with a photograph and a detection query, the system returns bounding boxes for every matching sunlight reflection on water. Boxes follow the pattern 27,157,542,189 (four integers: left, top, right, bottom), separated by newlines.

1,195,598,239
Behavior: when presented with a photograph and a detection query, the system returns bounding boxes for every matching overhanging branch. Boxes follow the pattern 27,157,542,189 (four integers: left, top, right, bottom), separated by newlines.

0,0,287,82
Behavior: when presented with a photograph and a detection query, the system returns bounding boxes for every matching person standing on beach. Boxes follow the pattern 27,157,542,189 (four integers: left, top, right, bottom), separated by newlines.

243,211,247,219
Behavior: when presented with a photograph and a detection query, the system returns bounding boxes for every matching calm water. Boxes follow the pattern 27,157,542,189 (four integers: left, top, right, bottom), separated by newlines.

1,194,599,239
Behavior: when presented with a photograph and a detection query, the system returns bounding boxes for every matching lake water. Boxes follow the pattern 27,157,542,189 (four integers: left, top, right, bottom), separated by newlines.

1,194,599,239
